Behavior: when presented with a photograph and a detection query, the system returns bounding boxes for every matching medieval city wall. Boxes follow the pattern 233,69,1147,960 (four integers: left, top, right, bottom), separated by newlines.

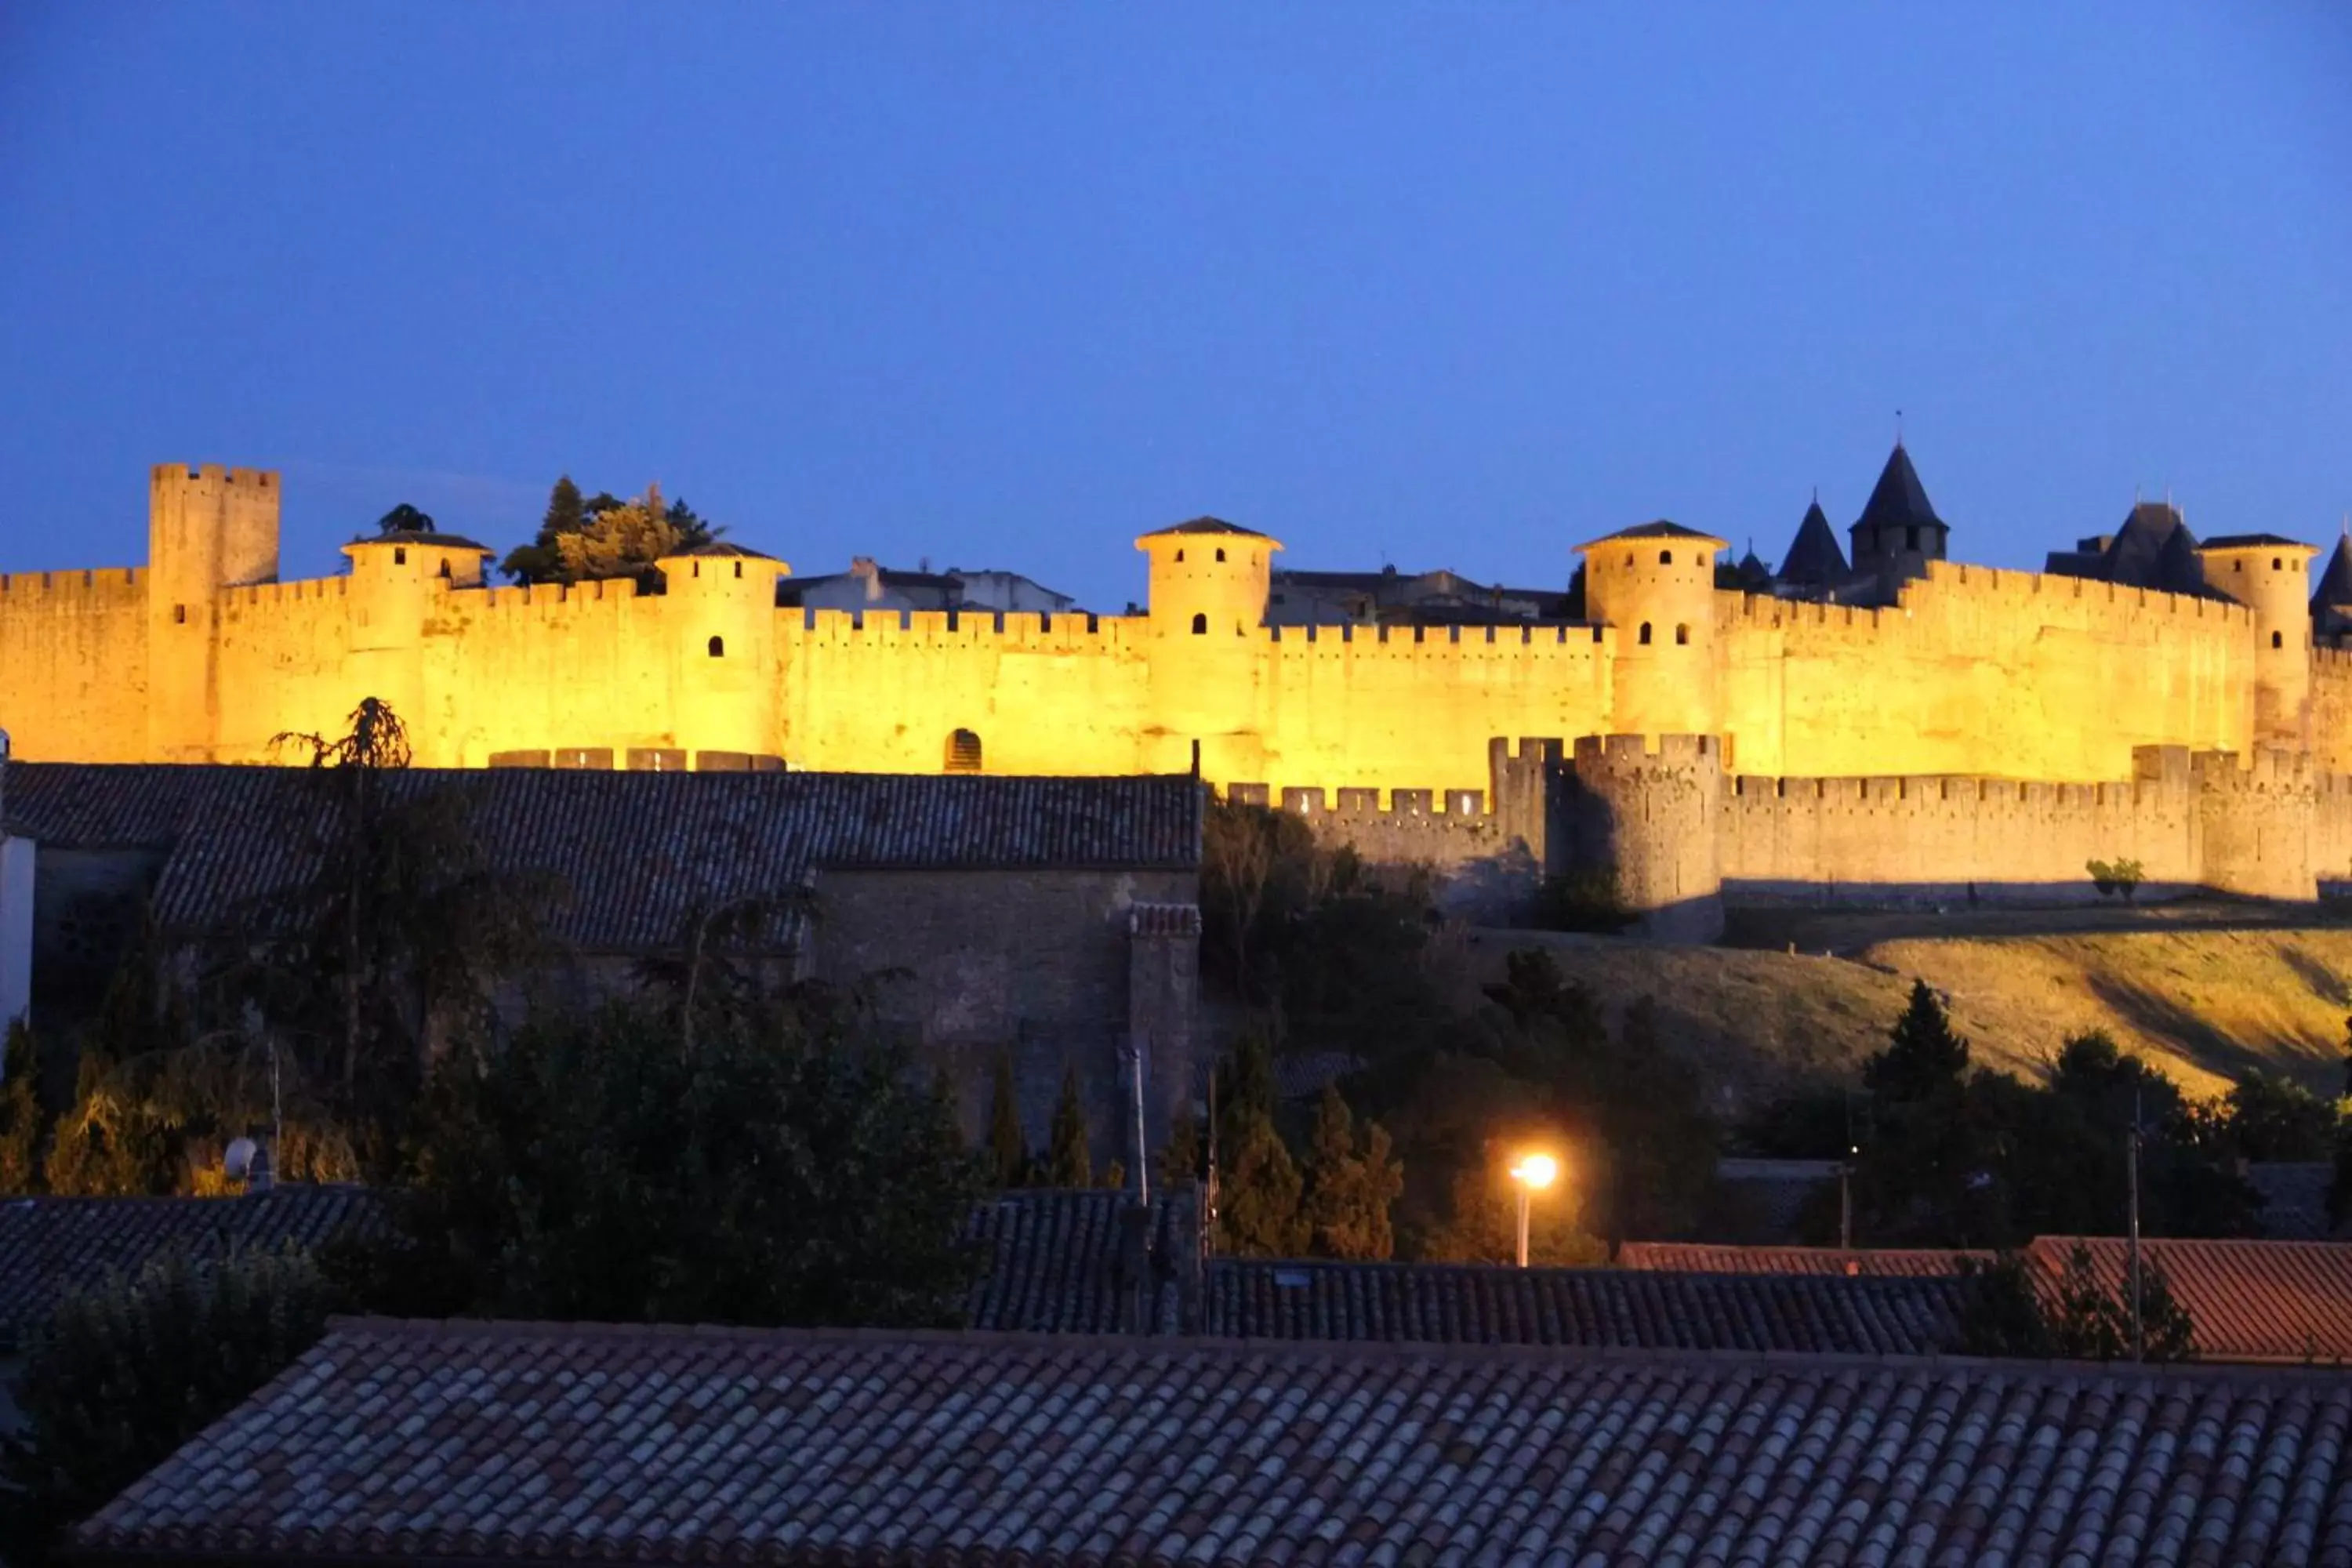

1717,757,2203,902
780,608,1152,778
1719,563,2255,780
0,568,150,763
2308,648,2352,775
1250,622,1609,797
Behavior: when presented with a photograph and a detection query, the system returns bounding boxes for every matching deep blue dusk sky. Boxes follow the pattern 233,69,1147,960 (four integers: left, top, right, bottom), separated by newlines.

2,4,2347,611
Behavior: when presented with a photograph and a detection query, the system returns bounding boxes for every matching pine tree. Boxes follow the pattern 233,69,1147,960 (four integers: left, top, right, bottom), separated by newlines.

0,1019,46,1193
986,1051,1027,1189
546,474,584,539
1046,1064,1092,1188
1865,981,1971,1103
1301,1084,1403,1260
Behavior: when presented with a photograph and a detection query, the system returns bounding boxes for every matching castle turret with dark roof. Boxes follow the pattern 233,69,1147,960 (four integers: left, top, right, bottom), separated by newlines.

2313,528,2352,644
1849,441,1949,597
1777,497,1851,595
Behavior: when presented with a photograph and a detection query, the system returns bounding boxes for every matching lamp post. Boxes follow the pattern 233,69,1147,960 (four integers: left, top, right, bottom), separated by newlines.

1508,1152,1559,1269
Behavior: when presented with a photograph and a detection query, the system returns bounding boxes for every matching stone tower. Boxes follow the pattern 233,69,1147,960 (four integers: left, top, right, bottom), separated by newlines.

1559,733,1725,942
147,464,281,760
659,541,789,760
341,527,495,746
1848,441,1949,598
1576,521,1727,739
2199,534,2319,750
1136,517,1279,780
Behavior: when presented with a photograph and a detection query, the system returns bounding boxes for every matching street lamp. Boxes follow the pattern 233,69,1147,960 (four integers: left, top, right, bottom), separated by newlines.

1508,1152,1559,1268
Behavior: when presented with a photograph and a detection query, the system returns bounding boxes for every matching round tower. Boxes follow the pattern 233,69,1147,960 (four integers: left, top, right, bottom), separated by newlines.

2197,534,2318,750
1134,517,1279,780
339,528,493,753
656,542,789,762
1575,521,1727,741
1561,732,1725,942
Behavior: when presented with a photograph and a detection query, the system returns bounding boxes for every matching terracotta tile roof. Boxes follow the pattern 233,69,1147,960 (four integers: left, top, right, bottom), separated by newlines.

2,764,1203,953
1619,1243,1988,1278
74,1319,2352,1566
1202,1258,1966,1354
1619,1237,2352,1365
962,1189,1192,1334
0,1187,382,1348
2028,1236,2352,1367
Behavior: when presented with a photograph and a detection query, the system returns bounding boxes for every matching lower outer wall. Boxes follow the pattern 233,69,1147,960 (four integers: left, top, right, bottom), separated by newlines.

811,866,1200,1171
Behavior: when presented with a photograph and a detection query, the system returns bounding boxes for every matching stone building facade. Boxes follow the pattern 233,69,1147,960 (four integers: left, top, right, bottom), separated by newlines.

0,761,1202,1168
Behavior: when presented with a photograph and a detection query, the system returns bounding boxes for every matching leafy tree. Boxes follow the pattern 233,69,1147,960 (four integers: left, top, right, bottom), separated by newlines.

1200,797,1316,1001
499,476,586,583
0,1246,339,1563
1523,866,1635,934
2212,1070,2339,1161
329,997,984,1327
987,1050,1027,1188
500,479,720,586
1419,1156,1606,1267
1954,1250,2053,1358
2045,1243,2197,1363
1046,1063,1092,1188
221,698,554,1179
1301,1084,1404,1259
0,1019,45,1192
373,502,437,535
42,1046,174,1197
2085,858,2144,902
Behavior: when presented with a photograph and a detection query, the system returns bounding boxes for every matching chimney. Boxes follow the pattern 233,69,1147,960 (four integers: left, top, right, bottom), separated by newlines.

851,557,881,604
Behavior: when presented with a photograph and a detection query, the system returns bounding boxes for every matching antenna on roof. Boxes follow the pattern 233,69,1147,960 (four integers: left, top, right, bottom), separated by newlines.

1894,408,1904,448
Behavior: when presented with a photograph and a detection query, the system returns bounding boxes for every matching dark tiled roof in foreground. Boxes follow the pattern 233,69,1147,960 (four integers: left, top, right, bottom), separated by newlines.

78,1320,2352,1566
3,765,1203,952
962,1189,1191,1334
1203,1258,1965,1355
0,1187,382,1348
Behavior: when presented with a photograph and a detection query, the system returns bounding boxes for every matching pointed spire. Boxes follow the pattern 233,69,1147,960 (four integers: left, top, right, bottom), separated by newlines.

2313,530,2352,616
1780,497,1850,586
1852,440,1946,539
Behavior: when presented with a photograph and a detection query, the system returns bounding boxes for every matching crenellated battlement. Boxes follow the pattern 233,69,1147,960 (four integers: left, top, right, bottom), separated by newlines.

1908,557,2253,626
217,575,350,609
0,567,145,605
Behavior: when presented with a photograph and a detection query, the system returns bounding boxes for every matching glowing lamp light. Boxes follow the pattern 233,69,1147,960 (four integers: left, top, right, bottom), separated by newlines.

1509,1152,1559,1191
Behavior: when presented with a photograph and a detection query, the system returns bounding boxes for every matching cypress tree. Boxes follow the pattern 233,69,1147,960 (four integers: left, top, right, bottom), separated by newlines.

1301,1083,1403,1260
986,1051,1027,1189
1045,1064,1092,1189
545,474,584,539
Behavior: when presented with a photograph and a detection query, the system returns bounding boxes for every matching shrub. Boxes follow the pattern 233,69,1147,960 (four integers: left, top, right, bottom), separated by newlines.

2086,857,2144,902
0,1246,338,1562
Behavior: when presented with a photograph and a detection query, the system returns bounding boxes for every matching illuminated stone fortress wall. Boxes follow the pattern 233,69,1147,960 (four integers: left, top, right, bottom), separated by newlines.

5,461,2350,915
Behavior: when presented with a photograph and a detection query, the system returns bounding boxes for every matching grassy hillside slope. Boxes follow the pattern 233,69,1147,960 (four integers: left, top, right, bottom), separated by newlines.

1462,902,2352,1112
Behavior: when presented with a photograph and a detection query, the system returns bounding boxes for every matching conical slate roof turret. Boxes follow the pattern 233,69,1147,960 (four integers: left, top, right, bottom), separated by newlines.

1851,441,1946,542
1777,498,1849,586
2313,529,2352,619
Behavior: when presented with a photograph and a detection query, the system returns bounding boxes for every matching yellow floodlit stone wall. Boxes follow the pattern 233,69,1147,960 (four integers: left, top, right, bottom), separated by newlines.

0,463,2318,812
